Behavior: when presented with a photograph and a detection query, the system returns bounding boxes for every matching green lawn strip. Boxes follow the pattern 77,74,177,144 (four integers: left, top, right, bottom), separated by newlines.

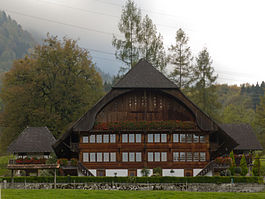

2,190,265,199
0,155,12,177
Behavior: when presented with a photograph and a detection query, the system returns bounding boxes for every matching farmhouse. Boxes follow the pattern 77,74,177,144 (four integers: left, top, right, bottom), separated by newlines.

52,59,245,177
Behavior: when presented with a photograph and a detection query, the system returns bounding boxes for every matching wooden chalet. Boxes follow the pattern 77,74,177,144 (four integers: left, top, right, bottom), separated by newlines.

53,59,238,177
7,127,59,177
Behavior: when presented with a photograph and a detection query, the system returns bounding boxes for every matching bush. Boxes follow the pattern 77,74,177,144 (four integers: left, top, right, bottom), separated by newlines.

240,154,248,176
253,154,261,176
140,167,150,177
1,176,263,184
153,167,162,176
58,158,68,166
70,158,78,166
229,151,236,175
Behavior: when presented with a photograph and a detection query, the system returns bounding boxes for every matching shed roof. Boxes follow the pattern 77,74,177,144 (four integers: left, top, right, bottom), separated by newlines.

220,124,263,151
113,59,178,89
8,127,56,153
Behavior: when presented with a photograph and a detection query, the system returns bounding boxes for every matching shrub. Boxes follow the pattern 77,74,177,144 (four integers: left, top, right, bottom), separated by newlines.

240,154,248,176
253,154,261,176
58,158,68,166
229,151,236,175
234,167,242,175
140,167,150,177
70,158,78,166
153,167,162,176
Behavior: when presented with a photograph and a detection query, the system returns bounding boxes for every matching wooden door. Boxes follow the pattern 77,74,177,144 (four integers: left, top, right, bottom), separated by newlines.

184,169,193,177
128,170,137,176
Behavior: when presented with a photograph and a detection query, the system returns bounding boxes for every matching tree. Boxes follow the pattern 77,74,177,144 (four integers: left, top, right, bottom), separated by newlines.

240,154,248,176
0,35,104,151
229,151,236,176
138,15,167,73
168,28,193,89
113,0,167,74
112,0,141,73
254,95,265,152
253,154,261,176
190,48,220,119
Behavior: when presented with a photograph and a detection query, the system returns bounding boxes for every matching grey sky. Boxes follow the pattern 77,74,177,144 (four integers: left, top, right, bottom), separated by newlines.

1,0,264,85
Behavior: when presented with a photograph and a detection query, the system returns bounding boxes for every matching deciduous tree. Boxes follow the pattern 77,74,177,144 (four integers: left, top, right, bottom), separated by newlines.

0,35,104,151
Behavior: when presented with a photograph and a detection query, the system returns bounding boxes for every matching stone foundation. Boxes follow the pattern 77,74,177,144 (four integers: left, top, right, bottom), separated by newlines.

1,182,264,192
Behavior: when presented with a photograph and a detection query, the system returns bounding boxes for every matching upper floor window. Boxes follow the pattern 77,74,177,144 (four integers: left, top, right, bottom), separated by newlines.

180,134,186,143
97,152,102,162
187,152,192,161
110,134,116,143
122,152,128,162
90,135,95,143
103,134,109,143
186,134,193,143
193,152,199,161
136,152,142,162
148,134,153,143
83,152,89,162
161,152,167,162
173,134,179,143
136,134,141,143
122,134,128,143
173,152,179,162
193,135,199,143
200,135,206,143
104,152,109,162
96,135,102,143
82,136,88,143
129,134,135,143
200,152,206,161
161,134,167,143
180,152,186,161
90,153,96,162
154,134,160,143
154,152,160,162
148,152,153,162
129,152,135,162
110,152,116,162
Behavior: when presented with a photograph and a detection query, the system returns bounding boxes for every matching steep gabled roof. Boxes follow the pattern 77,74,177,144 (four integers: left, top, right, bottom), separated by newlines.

8,127,56,153
113,59,178,89
220,124,263,151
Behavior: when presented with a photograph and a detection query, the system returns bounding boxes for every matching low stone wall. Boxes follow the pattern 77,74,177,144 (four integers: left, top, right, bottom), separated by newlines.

1,182,265,192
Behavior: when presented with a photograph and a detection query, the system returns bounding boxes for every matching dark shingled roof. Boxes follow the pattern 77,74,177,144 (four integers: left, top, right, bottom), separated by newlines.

113,59,178,89
220,124,263,151
8,127,56,153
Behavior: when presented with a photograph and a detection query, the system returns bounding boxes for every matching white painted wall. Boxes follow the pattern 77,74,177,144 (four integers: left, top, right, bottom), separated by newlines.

162,169,184,177
89,169,97,176
137,169,153,177
106,169,128,177
193,169,202,176
205,170,213,176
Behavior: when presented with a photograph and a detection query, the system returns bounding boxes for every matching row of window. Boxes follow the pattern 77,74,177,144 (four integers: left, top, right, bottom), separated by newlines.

173,152,206,162
82,134,206,144
82,152,206,162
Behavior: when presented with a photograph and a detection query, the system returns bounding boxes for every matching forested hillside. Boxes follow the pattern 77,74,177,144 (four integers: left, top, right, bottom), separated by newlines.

0,11,35,72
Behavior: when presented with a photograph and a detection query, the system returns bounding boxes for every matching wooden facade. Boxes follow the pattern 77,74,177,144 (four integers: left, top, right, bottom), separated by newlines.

53,59,238,177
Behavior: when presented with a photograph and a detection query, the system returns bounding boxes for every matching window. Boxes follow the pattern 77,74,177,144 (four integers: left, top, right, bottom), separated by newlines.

104,152,109,162
180,134,186,143
187,152,192,161
122,152,128,162
148,152,153,162
90,135,95,143
90,153,96,162
136,134,141,143
193,152,199,161
200,135,206,143
161,134,167,143
180,152,186,161
83,136,88,143
200,152,206,161
122,134,128,143
129,134,135,143
83,152,89,162
96,135,102,143
186,134,192,143
148,134,153,143
97,152,102,162
103,134,109,143
110,152,116,162
154,134,160,143
173,134,179,143
173,152,179,162
129,152,135,162
136,152,141,162
161,152,167,161
155,152,160,162
193,134,199,143
110,134,116,143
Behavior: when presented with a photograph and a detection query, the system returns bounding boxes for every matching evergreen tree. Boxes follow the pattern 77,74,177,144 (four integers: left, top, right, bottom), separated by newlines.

191,48,220,119
240,154,248,176
112,0,141,72
0,35,104,151
168,28,193,88
229,151,236,176
253,154,261,176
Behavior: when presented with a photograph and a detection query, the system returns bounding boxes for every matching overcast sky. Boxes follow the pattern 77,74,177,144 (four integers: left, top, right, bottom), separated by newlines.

1,0,264,85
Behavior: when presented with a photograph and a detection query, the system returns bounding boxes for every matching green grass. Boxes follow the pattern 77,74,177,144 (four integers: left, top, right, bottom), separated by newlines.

1,190,265,199
0,155,12,177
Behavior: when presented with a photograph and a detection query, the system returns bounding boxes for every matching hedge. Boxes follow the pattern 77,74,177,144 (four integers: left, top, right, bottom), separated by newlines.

0,176,263,184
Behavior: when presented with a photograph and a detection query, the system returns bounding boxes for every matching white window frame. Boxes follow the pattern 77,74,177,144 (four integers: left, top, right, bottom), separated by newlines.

82,136,88,143
83,152,89,162
148,152,153,162
161,134,167,143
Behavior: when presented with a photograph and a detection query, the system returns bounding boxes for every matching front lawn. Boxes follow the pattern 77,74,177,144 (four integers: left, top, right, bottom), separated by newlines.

1,190,265,199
